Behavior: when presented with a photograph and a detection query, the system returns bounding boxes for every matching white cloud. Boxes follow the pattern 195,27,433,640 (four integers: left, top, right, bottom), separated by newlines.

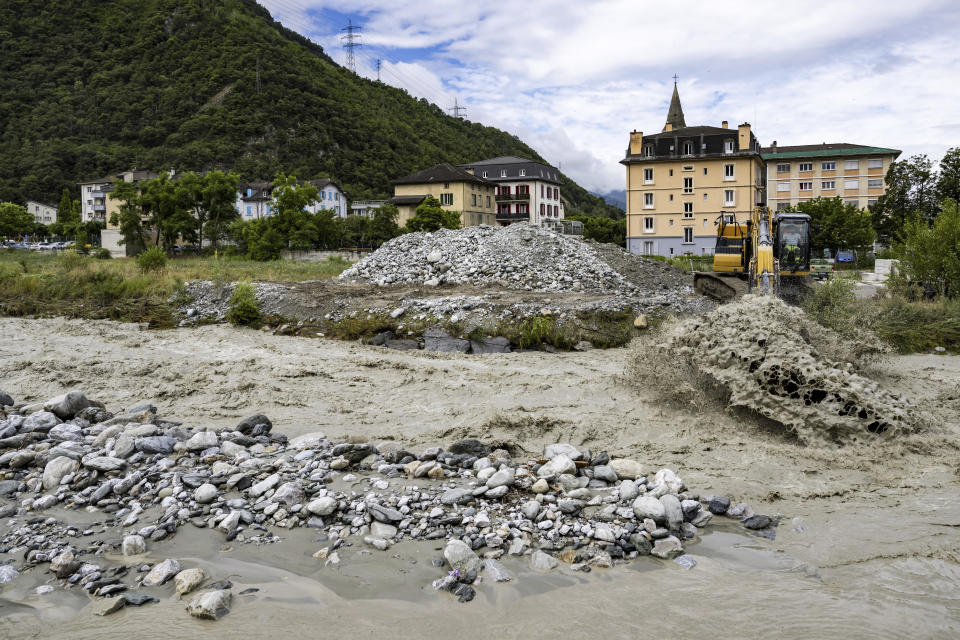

260,0,960,193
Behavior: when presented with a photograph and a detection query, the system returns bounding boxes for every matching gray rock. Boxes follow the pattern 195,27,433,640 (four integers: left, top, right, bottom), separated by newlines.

743,515,772,530
306,496,338,516
633,495,666,523
22,410,60,433
444,539,481,574
708,496,731,514
184,431,218,451
248,473,280,497
0,391,13,406
367,502,403,523
609,458,643,479
423,328,469,353
619,480,640,502
186,589,232,620
630,533,653,555
236,414,272,435
44,391,91,419
681,499,701,520
592,464,618,483
521,500,541,520
486,468,515,489
469,337,511,354
483,558,512,582
48,423,83,442
485,485,509,499
448,439,490,457
193,483,218,504
370,521,398,539
674,554,697,569
287,432,326,449
122,535,147,556
271,482,305,506
142,558,180,586
660,494,684,531
114,434,136,458
174,568,206,598
83,456,127,473
543,444,581,460
385,338,419,351
42,456,79,490
440,488,472,505
691,510,713,527
651,535,684,559
0,480,21,496
93,596,126,616
529,550,559,571
0,564,19,583
537,453,576,479
134,436,177,455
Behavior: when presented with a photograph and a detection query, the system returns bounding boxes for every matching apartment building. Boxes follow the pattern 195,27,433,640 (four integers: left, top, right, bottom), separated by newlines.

622,83,765,256
458,156,564,226
26,200,57,225
390,163,496,227
235,178,348,220
78,170,160,224
763,143,901,211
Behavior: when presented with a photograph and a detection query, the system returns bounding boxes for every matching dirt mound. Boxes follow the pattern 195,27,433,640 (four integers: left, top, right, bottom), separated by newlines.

637,295,921,445
587,241,691,291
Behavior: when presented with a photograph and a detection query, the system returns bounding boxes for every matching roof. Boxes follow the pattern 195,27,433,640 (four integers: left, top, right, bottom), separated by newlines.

389,195,427,206
25,200,57,208
664,83,686,132
77,175,116,185
643,125,738,139
459,156,533,166
762,143,901,160
393,163,490,186
457,157,562,184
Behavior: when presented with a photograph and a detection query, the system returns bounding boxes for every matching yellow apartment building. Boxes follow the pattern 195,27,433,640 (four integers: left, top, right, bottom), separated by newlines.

622,84,765,256
390,163,496,227
762,143,901,211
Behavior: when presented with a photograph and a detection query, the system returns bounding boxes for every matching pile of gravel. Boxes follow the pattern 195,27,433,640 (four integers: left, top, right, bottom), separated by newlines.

339,224,679,295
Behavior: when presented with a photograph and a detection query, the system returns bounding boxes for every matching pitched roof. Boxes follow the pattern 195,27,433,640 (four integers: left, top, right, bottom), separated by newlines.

389,195,427,205
663,82,686,132
761,143,901,159
459,156,532,166
457,157,562,184
644,125,736,139
393,163,490,186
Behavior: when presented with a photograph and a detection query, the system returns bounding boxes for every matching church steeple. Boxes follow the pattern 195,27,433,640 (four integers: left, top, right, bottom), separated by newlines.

663,80,686,132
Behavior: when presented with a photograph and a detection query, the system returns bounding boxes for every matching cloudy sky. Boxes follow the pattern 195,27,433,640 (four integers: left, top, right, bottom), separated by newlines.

260,0,960,195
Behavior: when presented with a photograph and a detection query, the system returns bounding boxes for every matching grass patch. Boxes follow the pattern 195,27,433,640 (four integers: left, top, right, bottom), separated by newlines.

0,250,350,327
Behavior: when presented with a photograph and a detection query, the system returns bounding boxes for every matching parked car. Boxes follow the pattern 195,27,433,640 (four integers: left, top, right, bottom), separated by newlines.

810,258,833,280
835,250,855,263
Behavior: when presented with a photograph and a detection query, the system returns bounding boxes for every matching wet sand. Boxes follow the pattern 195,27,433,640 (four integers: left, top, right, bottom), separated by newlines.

1,317,959,638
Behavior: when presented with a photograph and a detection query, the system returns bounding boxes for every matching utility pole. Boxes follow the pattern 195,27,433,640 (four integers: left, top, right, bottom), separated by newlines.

449,98,467,118
376,58,381,82
340,20,362,73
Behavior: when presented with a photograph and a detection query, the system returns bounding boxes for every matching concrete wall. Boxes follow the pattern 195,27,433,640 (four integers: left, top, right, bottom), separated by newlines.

280,249,368,262
100,229,127,258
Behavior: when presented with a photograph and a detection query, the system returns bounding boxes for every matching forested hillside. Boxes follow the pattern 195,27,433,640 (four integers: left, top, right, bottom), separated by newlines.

0,0,618,216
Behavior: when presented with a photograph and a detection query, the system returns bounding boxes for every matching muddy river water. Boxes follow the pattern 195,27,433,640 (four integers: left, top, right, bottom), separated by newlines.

1,317,958,638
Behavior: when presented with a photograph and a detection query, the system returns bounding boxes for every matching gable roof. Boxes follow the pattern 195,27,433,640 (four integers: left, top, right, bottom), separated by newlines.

761,143,901,159
457,157,562,184
393,162,490,186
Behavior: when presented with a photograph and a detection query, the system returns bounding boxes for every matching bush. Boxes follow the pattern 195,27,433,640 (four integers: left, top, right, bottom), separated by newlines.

93,248,112,260
136,246,167,273
58,249,87,271
800,277,858,335
225,281,261,327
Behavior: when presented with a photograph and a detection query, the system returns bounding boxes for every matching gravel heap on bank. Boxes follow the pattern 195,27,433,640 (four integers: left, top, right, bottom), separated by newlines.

339,224,684,295
654,295,920,445
0,391,773,611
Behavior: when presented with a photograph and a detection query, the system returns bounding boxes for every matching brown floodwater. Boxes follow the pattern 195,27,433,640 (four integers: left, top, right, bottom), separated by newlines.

1,318,959,638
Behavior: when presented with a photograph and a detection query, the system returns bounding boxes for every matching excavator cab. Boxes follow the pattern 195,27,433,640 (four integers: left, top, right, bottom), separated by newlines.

774,213,812,275
711,214,749,273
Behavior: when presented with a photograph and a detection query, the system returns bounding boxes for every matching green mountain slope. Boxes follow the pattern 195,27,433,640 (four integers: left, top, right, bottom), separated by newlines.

0,0,619,217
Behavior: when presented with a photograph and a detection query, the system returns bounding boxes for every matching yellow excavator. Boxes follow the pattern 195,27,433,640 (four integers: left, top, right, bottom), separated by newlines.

693,206,813,301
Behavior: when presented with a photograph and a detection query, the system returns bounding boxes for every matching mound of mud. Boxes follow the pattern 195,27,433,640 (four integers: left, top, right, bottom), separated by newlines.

339,224,686,295
647,295,919,445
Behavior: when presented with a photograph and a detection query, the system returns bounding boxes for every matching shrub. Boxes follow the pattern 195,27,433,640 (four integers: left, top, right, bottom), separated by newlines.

800,277,857,335
59,249,87,271
225,281,261,327
93,248,112,260
137,246,167,273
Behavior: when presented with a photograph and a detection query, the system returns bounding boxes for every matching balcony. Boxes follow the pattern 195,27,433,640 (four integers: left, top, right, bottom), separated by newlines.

496,212,530,222
93,204,106,211
90,191,107,198
495,192,530,202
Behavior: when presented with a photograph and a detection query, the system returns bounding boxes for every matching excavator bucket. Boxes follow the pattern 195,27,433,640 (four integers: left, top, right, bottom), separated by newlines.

694,272,741,301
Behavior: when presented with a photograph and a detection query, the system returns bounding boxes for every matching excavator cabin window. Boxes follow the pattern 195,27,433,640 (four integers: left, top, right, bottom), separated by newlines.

777,220,810,272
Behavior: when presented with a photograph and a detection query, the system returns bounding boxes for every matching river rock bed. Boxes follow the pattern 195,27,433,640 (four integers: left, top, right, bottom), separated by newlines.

0,391,774,614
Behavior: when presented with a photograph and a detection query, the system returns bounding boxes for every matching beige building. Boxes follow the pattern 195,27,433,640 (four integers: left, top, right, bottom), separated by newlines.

763,143,901,211
78,169,159,227
26,200,57,225
390,163,496,227
622,84,765,256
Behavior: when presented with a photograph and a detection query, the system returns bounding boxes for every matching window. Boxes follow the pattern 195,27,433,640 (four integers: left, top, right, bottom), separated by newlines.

246,206,252,215
868,178,883,188
845,200,859,207
777,163,790,172
683,202,693,214
519,169,526,176
867,158,883,169
776,182,789,192
471,194,477,206
703,168,708,175
643,241,654,254
724,190,735,206
822,161,836,171
867,199,878,207
669,169,674,177
541,185,544,197
518,203,528,214
683,165,693,171
724,140,734,154
683,141,694,155
669,194,674,201
844,179,859,190
500,169,507,177
440,193,453,205
669,219,674,226
644,216,654,231
644,193,654,208
486,196,491,207
683,177,693,193
643,168,654,184
644,144,654,157
799,181,813,191
87,186,92,192
703,219,708,227
540,204,545,215
822,180,835,189
443,182,450,189
683,227,694,243
724,164,735,180
703,193,708,200
845,159,859,170
482,171,488,178
799,162,813,172
776,202,790,212
335,193,339,200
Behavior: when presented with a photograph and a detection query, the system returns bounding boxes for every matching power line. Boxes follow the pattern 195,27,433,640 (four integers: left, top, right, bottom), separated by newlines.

339,19,362,73
448,97,467,118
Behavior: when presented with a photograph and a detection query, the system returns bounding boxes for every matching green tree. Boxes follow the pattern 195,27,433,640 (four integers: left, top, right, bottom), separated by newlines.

899,199,960,297
369,203,401,246
0,202,33,238
271,173,319,244
179,170,240,252
794,197,874,256
405,196,461,232
140,173,193,249
936,147,960,206
109,179,147,253
56,188,80,225
872,154,938,244
566,214,626,245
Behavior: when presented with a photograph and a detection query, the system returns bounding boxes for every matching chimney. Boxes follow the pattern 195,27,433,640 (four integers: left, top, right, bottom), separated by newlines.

629,130,644,155
737,122,751,152
721,120,729,129
664,123,673,132
771,141,777,152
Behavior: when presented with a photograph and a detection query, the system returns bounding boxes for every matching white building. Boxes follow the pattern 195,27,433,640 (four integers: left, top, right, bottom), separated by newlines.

350,200,387,218
458,156,564,226
78,176,113,223
26,200,57,225
306,179,348,218
236,179,349,220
